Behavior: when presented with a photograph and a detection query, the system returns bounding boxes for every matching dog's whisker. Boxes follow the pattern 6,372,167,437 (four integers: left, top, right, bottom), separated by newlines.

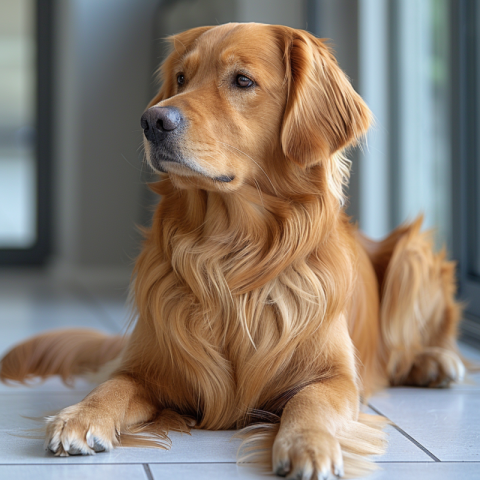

253,178,265,210
217,140,278,195
120,154,148,174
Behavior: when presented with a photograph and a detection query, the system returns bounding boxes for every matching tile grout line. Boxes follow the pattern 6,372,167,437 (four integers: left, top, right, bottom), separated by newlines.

0,460,480,464
389,426,441,463
368,403,441,462
0,461,238,466
1,461,480,467
374,461,479,464
143,463,154,480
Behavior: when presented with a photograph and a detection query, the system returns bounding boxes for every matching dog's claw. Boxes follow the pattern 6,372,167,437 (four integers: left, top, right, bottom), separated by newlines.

275,459,291,477
333,463,344,477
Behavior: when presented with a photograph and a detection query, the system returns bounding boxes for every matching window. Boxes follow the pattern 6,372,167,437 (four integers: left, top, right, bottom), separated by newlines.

0,0,52,264
310,0,480,344
390,0,452,249
452,0,480,343
357,0,453,247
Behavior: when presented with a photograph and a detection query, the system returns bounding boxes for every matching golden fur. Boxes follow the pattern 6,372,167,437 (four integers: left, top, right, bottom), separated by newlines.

0,24,464,478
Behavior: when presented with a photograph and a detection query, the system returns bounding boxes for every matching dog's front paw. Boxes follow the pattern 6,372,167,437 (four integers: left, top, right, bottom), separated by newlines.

272,428,343,480
45,403,118,456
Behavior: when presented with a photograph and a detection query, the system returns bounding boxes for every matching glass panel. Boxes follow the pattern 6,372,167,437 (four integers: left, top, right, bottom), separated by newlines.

0,0,36,248
474,1,480,277
476,167,480,278
395,0,451,250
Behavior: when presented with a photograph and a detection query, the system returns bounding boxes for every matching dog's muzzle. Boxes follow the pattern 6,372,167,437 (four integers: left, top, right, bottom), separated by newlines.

140,106,234,183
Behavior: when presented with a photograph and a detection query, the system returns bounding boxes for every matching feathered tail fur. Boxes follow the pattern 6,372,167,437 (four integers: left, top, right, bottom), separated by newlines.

361,216,465,388
0,329,126,386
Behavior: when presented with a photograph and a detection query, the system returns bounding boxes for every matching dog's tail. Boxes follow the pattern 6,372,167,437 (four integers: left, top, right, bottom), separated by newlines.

365,216,464,386
0,329,126,385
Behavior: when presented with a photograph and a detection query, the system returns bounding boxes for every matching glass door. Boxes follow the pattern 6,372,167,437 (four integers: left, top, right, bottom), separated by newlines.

0,0,52,264
452,0,480,343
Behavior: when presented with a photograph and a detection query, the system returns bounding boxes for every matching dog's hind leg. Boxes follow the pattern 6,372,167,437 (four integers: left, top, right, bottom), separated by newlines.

373,217,464,387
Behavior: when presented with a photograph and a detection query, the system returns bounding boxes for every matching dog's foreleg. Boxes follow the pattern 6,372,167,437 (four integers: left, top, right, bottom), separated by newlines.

272,376,358,479
45,374,156,456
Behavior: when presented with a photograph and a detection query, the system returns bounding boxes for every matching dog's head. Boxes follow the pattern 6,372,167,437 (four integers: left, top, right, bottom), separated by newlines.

141,23,370,198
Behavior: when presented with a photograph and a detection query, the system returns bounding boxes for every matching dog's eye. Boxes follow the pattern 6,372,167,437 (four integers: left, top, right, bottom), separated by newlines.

235,74,254,88
177,74,185,87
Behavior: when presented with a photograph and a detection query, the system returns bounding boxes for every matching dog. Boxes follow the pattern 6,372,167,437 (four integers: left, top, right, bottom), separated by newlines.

0,23,465,479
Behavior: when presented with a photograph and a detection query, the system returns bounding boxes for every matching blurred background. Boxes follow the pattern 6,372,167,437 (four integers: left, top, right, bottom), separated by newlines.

0,0,479,346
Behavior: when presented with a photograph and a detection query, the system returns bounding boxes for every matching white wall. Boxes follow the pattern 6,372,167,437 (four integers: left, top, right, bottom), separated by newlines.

236,0,305,27
52,0,160,284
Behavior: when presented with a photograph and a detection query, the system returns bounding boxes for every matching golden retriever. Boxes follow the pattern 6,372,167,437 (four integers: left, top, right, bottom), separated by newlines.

0,23,465,479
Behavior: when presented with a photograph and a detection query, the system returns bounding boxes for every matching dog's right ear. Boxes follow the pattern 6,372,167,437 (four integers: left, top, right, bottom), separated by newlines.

148,26,213,107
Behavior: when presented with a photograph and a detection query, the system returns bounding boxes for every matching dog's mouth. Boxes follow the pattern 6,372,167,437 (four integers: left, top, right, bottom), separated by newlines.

140,106,235,183
141,107,235,184
149,148,235,184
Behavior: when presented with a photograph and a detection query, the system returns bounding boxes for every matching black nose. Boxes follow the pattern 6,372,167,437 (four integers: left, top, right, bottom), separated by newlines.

140,106,183,143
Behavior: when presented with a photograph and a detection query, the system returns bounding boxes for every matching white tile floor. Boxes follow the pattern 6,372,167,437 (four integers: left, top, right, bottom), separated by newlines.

0,270,479,479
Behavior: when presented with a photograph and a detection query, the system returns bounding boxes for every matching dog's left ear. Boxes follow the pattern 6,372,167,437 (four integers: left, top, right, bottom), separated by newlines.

276,27,371,167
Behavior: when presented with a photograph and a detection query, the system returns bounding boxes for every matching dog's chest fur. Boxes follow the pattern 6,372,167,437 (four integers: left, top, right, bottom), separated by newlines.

131,187,343,429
